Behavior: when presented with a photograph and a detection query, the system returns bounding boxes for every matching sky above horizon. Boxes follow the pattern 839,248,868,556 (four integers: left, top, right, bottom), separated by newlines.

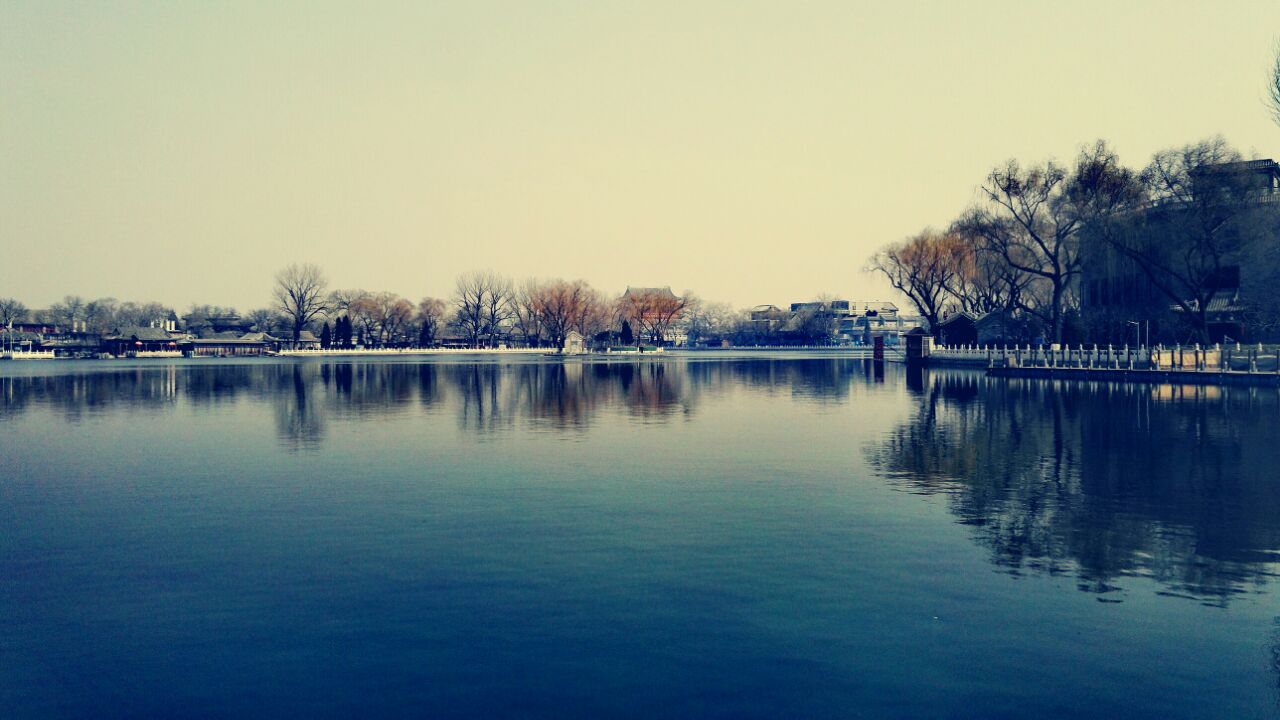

4,1,1280,313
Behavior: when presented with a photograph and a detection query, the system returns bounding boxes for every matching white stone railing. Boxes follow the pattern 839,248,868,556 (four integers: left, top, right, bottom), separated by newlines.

932,342,1280,373
2,350,56,360
278,347,548,356
688,345,893,352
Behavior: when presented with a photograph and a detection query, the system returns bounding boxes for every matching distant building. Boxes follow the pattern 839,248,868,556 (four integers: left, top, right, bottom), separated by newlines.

748,305,787,334
286,330,322,350
620,286,686,345
7,321,59,336
746,299,911,344
1189,159,1280,197
102,327,183,356
183,314,252,335
975,310,1018,346
563,330,585,355
937,313,977,346
1080,157,1280,343
185,333,272,357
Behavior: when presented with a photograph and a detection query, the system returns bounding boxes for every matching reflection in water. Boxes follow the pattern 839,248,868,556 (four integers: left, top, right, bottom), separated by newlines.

0,358,863,442
4,357,1280,713
5,358,1278,610
869,368,1280,605
273,365,325,451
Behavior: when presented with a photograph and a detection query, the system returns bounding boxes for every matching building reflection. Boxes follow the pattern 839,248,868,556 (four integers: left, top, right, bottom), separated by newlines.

869,368,1280,604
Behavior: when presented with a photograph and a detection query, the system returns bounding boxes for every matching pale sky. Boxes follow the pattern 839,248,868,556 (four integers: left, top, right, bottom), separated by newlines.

3,1,1280,313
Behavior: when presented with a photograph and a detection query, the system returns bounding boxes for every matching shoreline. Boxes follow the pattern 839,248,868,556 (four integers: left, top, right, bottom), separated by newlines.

987,365,1280,387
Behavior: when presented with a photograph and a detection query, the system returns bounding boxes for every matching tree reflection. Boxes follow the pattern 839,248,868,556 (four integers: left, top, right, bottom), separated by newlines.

272,365,325,450
0,357,865,435
868,369,1280,604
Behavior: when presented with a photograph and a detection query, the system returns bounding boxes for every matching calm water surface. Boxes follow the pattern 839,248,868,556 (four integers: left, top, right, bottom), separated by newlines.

2,354,1278,718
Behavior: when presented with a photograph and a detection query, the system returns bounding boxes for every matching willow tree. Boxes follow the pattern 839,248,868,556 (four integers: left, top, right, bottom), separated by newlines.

867,228,962,339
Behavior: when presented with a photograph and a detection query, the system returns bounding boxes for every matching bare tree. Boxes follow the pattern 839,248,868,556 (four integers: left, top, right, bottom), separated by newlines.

1103,137,1259,342
82,298,118,332
1268,42,1280,127
347,295,381,346
372,292,414,345
97,299,174,332
481,275,514,348
958,141,1138,343
529,279,599,349
680,295,738,346
510,280,546,347
0,298,28,327
619,287,686,345
451,273,489,348
571,285,610,340
327,289,368,318
416,297,446,347
867,229,960,338
450,271,513,348
247,308,282,334
678,292,706,344
274,263,329,343
117,301,155,328
943,228,1034,317
183,304,238,334
48,295,86,331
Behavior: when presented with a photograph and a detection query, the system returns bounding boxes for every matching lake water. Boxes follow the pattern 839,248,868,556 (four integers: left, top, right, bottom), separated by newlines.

2,354,1278,718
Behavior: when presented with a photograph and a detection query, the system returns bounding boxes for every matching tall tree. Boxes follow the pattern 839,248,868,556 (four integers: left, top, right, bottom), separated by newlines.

571,285,610,340
416,297,446,347
347,295,381,346
48,295,85,331
531,279,596,349
0,298,28,327
273,263,329,343
336,315,354,348
481,276,514,348
451,271,512,348
959,141,1137,343
1101,138,1260,342
510,280,546,347
83,298,118,332
372,292,414,345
